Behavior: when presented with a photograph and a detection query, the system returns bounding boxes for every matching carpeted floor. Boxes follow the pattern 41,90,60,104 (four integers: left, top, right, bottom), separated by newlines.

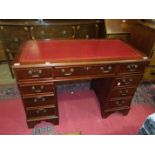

0,88,155,135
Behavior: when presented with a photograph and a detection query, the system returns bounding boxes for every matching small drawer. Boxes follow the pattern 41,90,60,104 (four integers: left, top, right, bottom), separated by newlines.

15,67,52,81
19,82,55,95
53,66,85,77
23,94,57,107
118,63,146,74
105,98,131,109
85,64,115,75
113,75,142,87
26,106,57,119
110,87,136,98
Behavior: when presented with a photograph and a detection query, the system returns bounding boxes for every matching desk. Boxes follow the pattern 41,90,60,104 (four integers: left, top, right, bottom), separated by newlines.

12,39,149,128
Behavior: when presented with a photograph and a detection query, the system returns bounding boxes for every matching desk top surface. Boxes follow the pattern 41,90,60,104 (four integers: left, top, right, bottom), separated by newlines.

18,39,144,63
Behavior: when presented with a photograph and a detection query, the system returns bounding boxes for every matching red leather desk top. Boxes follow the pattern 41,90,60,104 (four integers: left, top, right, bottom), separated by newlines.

19,39,143,63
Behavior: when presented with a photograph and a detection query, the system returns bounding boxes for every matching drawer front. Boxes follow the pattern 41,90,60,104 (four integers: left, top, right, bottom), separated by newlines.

143,67,155,81
26,106,57,119
19,83,54,95
23,94,56,107
30,25,75,39
0,26,30,50
75,24,99,39
15,67,52,81
118,63,146,74
54,64,116,78
105,98,131,109
113,75,142,87
110,87,136,98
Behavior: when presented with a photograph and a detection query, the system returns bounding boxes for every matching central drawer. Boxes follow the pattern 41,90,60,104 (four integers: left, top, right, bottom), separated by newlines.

19,82,55,95
53,64,116,77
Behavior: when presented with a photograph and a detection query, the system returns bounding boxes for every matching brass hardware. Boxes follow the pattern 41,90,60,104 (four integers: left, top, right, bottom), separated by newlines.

70,68,74,72
33,97,46,102
62,30,67,35
117,82,121,86
0,26,3,30
85,34,89,39
31,85,44,92
72,26,75,39
32,36,35,40
116,100,125,106
95,24,99,28
30,26,34,30
14,37,19,42
120,90,128,96
72,35,75,39
116,101,122,106
24,27,28,31
28,69,42,77
61,69,65,73
77,25,80,29
85,66,91,70
61,68,74,76
6,48,10,52
36,108,47,114
100,66,110,73
108,66,112,70
127,64,138,71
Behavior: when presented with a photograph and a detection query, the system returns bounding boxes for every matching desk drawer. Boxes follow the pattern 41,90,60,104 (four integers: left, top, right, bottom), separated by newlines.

105,98,131,109
53,64,115,77
26,106,57,119
118,63,146,74
19,82,55,95
15,67,52,81
23,94,56,107
113,75,142,87
110,87,136,98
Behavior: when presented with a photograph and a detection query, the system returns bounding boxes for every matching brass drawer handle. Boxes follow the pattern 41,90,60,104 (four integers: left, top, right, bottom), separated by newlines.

119,90,129,96
30,26,34,30
85,66,91,70
127,64,139,71
24,27,28,31
115,100,125,106
122,78,133,84
115,101,122,106
0,26,3,30
31,85,44,93
36,108,47,114
34,97,46,102
61,68,74,76
28,69,42,77
76,25,80,29
100,66,112,73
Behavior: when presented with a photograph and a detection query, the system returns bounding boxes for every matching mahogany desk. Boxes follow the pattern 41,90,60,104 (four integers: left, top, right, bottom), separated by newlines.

12,39,149,128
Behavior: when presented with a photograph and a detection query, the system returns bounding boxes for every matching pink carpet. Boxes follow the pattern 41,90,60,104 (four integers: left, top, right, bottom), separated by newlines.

0,90,155,135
